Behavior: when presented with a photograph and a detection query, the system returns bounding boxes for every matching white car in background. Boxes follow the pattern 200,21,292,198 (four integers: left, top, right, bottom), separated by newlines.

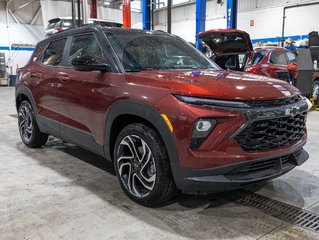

45,17,122,38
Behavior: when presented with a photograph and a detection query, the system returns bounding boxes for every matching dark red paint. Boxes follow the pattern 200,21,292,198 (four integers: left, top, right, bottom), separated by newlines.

18,55,304,169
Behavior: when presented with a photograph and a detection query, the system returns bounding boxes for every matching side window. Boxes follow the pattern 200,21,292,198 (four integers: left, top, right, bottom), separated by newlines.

269,51,288,65
67,34,106,66
286,51,296,64
42,38,67,66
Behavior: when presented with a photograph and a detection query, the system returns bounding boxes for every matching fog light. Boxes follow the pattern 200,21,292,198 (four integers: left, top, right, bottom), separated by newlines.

196,120,212,132
190,119,216,149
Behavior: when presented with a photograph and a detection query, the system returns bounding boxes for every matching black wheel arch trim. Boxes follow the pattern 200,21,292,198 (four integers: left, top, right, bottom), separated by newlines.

15,85,38,115
104,100,181,185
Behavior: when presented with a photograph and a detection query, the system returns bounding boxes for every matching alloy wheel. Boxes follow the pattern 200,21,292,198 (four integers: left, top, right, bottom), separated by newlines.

116,135,156,198
18,104,33,143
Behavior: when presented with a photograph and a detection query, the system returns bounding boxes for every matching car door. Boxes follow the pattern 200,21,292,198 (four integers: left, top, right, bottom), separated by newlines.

31,37,68,135
267,50,290,81
55,32,115,154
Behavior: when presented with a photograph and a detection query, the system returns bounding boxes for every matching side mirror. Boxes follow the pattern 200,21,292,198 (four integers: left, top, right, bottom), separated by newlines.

71,55,111,72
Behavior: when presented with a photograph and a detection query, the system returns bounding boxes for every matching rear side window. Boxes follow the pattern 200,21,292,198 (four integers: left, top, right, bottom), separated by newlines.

269,51,288,65
252,51,266,64
66,34,106,66
286,51,296,63
42,38,67,66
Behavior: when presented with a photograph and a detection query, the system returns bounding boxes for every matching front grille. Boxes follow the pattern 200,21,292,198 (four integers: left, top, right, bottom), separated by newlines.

235,112,306,151
246,95,301,108
226,149,302,180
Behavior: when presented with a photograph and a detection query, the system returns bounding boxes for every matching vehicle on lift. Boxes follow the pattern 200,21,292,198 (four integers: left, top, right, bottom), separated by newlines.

16,25,309,206
197,29,298,83
45,17,122,38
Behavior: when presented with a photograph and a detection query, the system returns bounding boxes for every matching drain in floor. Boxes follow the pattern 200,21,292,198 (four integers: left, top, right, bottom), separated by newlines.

223,189,319,233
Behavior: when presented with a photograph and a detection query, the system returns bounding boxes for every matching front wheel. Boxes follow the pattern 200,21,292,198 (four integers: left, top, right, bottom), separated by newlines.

18,100,48,148
113,123,176,207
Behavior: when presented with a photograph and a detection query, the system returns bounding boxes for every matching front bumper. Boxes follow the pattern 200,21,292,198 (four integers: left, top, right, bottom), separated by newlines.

176,148,309,194
157,94,309,193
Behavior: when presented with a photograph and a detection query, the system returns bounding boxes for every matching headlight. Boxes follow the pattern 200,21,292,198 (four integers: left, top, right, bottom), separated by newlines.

174,94,250,108
301,96,312,111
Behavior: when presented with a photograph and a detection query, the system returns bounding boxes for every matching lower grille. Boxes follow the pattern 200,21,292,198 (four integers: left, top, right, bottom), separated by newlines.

235,112,306,152
226,149,302,180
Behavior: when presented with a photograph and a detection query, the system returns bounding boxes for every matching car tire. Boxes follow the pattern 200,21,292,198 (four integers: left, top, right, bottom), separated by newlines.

18,100,48,148
113,123,176,207
313,80,319,99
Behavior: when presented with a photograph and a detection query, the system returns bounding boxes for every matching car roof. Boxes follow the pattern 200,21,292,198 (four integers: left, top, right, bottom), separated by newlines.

38,25,170,46
48,17,121,24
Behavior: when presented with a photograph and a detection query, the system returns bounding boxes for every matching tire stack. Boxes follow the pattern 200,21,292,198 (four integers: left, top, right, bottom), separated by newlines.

0,53,7,86
0,53,5,78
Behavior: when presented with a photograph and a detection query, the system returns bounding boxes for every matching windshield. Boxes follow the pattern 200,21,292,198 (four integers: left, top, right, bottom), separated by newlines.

252,51,266,65
105,31,219,72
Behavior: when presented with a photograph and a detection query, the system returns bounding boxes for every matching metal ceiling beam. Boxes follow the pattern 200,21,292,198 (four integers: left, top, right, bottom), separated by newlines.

12,0,38,12
8,10,20,24
30,6,41,25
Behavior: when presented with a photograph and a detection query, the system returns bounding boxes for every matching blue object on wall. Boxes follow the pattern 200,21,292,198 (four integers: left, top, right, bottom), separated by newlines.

226,0,238,29
142,0,151,30
195,0,207,50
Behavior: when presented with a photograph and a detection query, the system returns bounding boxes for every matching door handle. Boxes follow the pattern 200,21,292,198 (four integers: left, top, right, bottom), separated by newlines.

59,75,70,83
30,72,42,78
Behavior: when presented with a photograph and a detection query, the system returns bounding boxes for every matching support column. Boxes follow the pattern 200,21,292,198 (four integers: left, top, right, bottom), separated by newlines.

90,0,97,18
195,0,206,50
226,0,238,29
142,0,151,30
71,0,76,27
122,0,131,28
167,0,172,33
77,0,81,25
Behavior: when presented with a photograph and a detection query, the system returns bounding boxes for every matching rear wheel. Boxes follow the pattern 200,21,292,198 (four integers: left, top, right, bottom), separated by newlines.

18,100,48,148
113,123,176,207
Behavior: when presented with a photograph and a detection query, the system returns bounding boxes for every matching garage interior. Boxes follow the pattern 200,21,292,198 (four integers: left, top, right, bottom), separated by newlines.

1,0,319,239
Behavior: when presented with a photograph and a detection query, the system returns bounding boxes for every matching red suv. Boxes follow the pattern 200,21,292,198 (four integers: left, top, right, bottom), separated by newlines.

16,25,309,206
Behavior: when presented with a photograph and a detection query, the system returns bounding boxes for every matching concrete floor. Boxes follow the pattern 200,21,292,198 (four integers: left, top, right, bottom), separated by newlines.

1,86,319,240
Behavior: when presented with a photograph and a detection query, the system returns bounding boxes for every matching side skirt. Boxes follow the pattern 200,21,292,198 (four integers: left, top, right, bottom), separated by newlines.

37,115,106,158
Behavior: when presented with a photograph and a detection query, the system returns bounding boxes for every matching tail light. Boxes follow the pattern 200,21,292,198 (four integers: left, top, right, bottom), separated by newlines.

55,26,63,32
245,67,258,74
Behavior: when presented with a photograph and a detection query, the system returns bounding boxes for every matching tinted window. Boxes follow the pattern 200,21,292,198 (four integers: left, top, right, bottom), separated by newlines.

252,51,266,64
286,51,296,63
105,31,219,71
42,38,67,66
67,34,106,66
269,51,288,65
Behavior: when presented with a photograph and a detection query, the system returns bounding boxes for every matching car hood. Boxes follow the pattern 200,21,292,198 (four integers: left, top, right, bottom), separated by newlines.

125,69,300,100
197,29,253,55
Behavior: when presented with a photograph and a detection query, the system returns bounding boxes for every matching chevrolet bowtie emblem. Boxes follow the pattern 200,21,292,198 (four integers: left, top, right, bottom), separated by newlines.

285,107,299,117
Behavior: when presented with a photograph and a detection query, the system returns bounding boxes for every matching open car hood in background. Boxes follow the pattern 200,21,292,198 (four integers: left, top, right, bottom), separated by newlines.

197,29,253,56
